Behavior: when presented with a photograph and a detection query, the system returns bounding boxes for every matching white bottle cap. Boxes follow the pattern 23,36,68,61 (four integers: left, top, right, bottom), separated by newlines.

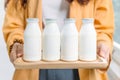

64,18,76,23
82,18,94,23
27,18,39,23
45,18,57,23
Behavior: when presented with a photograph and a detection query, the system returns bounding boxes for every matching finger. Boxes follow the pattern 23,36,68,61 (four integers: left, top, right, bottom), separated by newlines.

97,43,102,55
10,44,17,63
98,44,109,60
10,53,15,63
97,46,100,55
99,48,106,59
17,53,23,58
105,48,110,60
16,44,23,58
102,45,109,59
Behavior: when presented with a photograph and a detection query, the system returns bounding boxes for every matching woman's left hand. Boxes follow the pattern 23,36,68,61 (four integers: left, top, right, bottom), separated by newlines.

97,43,110,61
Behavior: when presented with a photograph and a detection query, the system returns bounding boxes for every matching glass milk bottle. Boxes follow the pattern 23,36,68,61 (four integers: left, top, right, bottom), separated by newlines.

61,18,78,61
43,19,60,61
23,18,41,61
79,18,97,61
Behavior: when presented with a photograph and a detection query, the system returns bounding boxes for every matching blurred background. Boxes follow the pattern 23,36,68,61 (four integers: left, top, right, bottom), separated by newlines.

0,0,120,80
0,0,14,80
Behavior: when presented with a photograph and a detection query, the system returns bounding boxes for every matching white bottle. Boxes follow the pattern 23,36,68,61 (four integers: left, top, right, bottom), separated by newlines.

23,18,41,61
61,18,78,61
43,19,60,61
79,18,97,61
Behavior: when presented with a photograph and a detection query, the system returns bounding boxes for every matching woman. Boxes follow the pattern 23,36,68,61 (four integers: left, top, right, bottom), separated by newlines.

3,0,114,80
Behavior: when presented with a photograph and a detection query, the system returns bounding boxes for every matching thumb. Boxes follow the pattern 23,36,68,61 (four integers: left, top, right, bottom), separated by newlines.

10,43,17,63
99,44,109,60
16,44,23,58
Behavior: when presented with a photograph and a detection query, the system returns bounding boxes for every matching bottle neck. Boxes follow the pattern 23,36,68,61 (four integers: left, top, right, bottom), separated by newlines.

45,19,57,24
64,18,76,25
82,22,94,25
82,18,94,28
27,18,39,26
82,18,94,24
27,18,39,23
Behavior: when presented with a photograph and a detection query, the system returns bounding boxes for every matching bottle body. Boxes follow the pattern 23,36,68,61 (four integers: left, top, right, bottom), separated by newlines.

61,19,78,61
43,19,60,61
23,18,41,61
79,18,97,61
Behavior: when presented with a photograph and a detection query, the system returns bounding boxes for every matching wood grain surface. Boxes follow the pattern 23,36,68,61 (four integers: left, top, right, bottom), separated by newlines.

14,56,108,69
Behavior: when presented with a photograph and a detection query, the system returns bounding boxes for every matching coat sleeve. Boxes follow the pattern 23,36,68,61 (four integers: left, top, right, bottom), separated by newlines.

2,0,25,55
94,0,114,70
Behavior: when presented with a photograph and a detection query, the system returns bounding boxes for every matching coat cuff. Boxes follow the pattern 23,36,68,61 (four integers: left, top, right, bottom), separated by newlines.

9,39,23,54
7,36,24,56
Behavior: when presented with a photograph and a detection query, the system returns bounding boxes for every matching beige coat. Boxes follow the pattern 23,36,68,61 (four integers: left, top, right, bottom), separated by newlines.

3,0,114,80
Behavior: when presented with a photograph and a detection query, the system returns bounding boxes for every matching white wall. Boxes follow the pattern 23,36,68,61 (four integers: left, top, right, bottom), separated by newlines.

0,0,15,80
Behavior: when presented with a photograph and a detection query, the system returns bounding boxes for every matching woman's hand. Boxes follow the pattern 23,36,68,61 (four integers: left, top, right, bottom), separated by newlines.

10,43,23,63
97,43,110,61
97,43,111,72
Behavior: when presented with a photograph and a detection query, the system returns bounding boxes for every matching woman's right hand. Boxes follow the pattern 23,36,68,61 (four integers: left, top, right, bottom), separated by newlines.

10,43,23,63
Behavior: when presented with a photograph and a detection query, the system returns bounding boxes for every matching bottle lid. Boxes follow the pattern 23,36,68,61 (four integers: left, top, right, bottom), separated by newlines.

45,18,57,23
27,18,39,23
82,18,94,23
65,18,76,23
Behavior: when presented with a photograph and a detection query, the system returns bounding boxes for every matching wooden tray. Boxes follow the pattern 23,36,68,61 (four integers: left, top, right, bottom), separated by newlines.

14,56,108,69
